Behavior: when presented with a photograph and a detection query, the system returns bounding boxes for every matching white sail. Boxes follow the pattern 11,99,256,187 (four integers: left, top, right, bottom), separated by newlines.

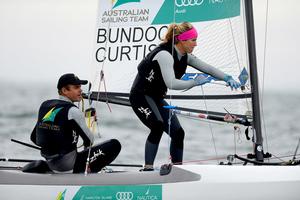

2,2,300,199
90,0,252,118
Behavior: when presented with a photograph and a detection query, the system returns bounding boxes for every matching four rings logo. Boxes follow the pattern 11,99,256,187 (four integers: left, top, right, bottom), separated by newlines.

175,0,204,7
116,192,134,200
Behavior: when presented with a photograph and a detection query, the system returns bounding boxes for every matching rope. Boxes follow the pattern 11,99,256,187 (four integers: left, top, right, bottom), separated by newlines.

91,1,114,138
293,138,300,160
260,0,270,155
233,126,242,161
165,0,177,164
98,70,112,112
201,86,219,163
228,16,252,113
93,0,113,116
228,19,242,72
171,153,300,165
241,0,252,113
84,0,114,175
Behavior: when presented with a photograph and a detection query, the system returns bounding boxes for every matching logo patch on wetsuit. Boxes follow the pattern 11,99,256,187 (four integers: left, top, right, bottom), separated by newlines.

72,130,78,144
145,69,155,82
90,149,105,163
138,107,152,119
42,107,63,123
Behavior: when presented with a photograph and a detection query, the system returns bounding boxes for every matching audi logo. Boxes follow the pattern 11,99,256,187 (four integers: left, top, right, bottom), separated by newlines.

175,0,204,7
116,192,134,200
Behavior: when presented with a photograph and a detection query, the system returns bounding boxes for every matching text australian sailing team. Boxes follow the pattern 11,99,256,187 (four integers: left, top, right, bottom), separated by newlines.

30,22,241,173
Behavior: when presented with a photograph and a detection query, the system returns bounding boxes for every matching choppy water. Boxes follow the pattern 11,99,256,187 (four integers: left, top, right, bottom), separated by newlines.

1,81,300,167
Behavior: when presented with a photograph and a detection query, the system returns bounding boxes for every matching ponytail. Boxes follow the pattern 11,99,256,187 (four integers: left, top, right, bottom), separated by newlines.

162,22,194,44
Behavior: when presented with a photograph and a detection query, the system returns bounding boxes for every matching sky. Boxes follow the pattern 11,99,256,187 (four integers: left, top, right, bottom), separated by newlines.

0,0,299,92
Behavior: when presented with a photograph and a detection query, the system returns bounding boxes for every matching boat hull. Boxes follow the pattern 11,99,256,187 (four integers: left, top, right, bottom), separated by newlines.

1,165,300,200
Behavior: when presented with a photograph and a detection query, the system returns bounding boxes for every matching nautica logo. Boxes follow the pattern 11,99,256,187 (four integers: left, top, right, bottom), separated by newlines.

145,187,150,195
42,107,63,122
175,0,204,7
113,0,141,8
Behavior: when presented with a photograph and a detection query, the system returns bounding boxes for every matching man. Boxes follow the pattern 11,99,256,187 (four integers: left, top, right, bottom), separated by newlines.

30,73,121,173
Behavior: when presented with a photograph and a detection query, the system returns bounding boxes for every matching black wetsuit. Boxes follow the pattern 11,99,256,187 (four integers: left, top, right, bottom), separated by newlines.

129,40,228,166
30,96,121,173
129,43,187,165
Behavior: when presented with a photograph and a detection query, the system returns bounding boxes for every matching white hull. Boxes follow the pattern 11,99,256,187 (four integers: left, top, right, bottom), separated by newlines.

1,165,300,200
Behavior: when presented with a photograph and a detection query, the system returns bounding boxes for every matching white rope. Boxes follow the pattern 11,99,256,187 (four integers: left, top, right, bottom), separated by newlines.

85,0,114,175
200,86,219,163
165,0,177,164
93,0,113,136
260,0,270,154
241,0,253,113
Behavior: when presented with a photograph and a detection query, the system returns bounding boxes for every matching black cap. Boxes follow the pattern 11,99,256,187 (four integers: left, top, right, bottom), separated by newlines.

57,73,88,90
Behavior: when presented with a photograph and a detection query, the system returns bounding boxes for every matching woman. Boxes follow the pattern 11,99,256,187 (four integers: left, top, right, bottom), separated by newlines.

129,22,240,171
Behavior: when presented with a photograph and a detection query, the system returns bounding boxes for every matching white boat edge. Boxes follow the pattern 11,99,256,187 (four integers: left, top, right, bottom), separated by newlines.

1,164,300,200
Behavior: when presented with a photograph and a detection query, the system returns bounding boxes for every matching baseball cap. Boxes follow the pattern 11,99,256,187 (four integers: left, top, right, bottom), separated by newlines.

57,73,88,90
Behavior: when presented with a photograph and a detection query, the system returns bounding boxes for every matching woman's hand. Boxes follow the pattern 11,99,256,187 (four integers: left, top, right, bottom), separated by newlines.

224,75,241,90
194,75,211,86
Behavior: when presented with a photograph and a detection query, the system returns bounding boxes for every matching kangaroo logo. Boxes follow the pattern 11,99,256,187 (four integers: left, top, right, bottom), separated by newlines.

42,107,63,123
56,189,66,200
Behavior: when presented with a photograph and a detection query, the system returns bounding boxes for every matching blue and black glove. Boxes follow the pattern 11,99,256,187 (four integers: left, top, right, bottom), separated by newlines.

194,75,211,86
224,75,241,90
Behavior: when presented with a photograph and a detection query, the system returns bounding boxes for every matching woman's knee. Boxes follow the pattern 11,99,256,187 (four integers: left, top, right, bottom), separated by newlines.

171,128,185,148
147,121,164,144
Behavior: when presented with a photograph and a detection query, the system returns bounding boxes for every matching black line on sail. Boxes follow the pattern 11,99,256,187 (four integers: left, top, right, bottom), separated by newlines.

84,92,251,100
83,92,251,123
167,93,251,100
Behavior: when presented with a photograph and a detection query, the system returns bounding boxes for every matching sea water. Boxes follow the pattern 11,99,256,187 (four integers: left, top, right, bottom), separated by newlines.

0,81,299,168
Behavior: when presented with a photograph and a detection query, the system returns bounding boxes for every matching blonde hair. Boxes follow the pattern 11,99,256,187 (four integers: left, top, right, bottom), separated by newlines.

162,22,194,44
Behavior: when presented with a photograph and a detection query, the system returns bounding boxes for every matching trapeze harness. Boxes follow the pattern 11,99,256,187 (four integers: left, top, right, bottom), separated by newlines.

31,96,121,173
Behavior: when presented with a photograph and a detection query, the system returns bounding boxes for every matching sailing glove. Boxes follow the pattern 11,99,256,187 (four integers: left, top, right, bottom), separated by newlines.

194,75,211,86
224,75,241,90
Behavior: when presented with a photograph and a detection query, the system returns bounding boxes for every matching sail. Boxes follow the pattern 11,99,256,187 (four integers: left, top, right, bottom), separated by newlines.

90,0,252,120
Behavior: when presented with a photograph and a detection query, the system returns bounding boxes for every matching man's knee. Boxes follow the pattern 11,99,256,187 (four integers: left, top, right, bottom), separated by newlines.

109,139,121,155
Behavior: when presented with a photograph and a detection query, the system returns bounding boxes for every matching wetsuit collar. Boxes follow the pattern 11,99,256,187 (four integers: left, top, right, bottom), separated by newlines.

59,95,73,104
174,45,184,60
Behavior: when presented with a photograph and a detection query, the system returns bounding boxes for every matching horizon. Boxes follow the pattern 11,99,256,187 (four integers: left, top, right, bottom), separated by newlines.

0,0,299,92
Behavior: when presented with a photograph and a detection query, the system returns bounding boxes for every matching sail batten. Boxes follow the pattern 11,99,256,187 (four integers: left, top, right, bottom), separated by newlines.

85,91,251,100
84,92,251,120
